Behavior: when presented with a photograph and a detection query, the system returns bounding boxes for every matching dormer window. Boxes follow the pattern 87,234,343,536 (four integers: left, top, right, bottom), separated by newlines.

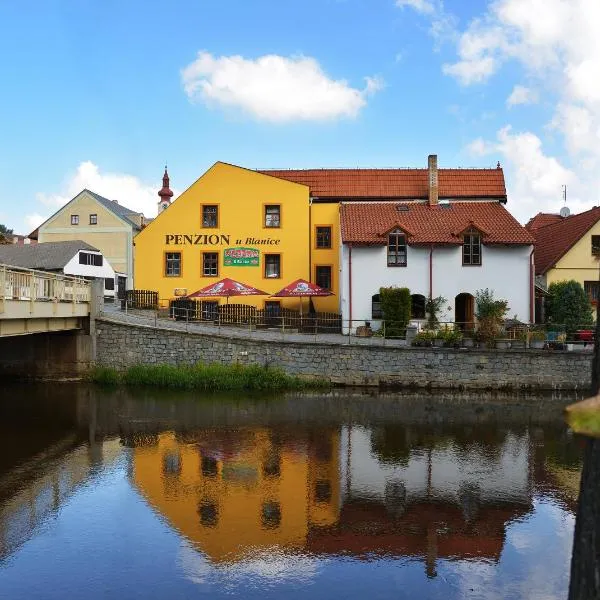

463,228,482,266
387,229,407,267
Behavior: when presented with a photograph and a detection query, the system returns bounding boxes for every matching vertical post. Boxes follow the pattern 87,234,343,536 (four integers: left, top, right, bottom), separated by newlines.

0,264,5,314
29,270,35,314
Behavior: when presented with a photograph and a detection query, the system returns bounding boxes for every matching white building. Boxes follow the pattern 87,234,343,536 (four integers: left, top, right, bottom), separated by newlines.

0,240,120,298
340,156,535,330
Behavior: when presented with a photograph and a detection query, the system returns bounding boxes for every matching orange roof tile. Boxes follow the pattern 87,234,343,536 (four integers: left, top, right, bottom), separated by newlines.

532,206,600,274
259,168,507,200
340,202,533,246
525,212,564,232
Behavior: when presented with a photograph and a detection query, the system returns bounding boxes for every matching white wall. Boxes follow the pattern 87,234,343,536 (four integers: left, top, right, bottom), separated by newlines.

342,243,533,327
63,251,116,281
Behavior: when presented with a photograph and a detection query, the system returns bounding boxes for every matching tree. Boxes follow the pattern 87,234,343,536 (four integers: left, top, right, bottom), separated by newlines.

380,286,411,337
0,223,13,244
546,280,593,333
475,288,509,343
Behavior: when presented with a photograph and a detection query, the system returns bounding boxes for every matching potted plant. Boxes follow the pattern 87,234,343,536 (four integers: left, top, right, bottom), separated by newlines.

529,330,546,349
412,330,435,347
495,338,511,350
434,329,446,347
511,330,527,349
444,328,463,348
462,331,475,348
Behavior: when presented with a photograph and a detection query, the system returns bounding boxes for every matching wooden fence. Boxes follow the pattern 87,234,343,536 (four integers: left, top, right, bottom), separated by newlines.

167,300,342,333
125,290,159,310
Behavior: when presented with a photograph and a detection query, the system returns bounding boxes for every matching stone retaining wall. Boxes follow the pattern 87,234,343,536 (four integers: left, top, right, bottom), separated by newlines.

96,318,592,390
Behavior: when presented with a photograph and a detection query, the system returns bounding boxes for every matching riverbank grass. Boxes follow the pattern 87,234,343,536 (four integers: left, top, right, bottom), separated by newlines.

90,363,327,392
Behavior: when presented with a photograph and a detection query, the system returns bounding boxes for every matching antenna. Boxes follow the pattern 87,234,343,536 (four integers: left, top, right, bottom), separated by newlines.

560,184,570,218
562,185,567,205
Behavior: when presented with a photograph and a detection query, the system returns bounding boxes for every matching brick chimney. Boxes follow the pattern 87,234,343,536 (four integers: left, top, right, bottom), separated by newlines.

428,154,438,206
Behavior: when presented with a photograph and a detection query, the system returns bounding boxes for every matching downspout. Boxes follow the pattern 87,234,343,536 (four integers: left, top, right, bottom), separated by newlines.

529,247,535,323
348,244,353,330
429,245,433,300
309,196,313,282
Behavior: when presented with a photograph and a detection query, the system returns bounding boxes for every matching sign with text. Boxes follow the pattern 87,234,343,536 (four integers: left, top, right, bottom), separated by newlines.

224,247,260,267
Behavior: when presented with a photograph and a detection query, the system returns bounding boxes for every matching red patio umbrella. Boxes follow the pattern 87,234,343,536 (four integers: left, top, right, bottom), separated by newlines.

186,278,268,303
270,278,333,320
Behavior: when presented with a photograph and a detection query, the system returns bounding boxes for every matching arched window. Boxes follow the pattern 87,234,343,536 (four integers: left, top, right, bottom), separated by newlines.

387,229,407,267
411,294,426,319
372,294,382,319
463,228,482,266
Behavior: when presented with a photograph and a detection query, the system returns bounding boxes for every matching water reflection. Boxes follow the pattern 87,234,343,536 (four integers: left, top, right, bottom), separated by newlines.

0,384,586,599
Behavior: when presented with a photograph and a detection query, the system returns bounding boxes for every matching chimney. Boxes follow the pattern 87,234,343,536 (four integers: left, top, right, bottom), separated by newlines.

428,154,438,206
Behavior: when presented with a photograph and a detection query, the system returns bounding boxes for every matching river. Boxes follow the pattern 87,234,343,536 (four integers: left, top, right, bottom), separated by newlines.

0,384,586,599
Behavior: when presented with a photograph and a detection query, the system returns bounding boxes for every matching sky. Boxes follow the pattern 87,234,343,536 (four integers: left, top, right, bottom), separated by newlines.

1,0,599,233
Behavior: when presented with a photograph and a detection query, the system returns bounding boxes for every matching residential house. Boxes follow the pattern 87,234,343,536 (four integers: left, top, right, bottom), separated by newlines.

29,189,146,289
0,240,119,298
339,156,535,330
527,206,600,312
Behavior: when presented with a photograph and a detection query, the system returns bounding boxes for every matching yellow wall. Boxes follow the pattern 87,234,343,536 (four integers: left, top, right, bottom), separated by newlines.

134,162,339,311
131,429,340,563
547,220,600,289
311,202,340,313
38,191,132,277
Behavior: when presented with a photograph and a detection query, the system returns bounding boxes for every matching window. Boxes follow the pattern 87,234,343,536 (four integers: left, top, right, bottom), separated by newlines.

463,229,482,266
265,205,281,228
316,226,332,249
592,236,600,256
104,278,115,291
315,480,332,504
71,214,79,225
387,229,407,266
264,254,281,278
78,252,103,266
261,501,281,529
89,214,97,225
411,294,426,319
372,294,382,319
162,451,181,475
165,252,181,277
315,265,332,291
201,455,218,477
201,301,219,321
202,252,219,277
584,281,600,303
262,451,281,478
198,501,218,527
202,205,218,228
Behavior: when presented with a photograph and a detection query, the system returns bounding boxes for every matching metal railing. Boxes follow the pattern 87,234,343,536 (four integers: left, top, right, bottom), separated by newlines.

0,263,91,311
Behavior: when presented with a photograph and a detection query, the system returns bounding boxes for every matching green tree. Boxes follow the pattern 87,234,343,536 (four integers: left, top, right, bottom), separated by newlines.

475,288,509,343
380,286,411,337
0,223,13,244
0,224,13,235
546,280,593,333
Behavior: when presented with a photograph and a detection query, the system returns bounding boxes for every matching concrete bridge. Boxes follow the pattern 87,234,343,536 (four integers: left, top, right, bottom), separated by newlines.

0,264,97,377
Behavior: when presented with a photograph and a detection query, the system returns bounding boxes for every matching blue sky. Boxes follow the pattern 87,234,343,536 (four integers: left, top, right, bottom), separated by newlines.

1,0,598,232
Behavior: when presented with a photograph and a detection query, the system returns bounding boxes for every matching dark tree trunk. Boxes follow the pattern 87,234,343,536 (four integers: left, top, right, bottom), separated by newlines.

568,302,600,599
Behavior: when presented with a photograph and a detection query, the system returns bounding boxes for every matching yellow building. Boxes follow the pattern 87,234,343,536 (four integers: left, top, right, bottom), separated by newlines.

134,162,340,312
30,189,146,288
131,428,341,563
529,206,600,306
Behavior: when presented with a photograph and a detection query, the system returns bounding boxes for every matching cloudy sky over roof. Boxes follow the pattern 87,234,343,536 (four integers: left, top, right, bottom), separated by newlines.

1,0,598,231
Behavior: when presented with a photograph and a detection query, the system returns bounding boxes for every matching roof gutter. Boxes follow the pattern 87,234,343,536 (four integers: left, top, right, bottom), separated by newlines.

530,247,535,323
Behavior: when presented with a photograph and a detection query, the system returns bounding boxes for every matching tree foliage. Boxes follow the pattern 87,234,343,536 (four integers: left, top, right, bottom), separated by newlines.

475,288,509,343
546,280,593,333
425,295,447,330
0,224,13,235
0,223,13,245
380,286,411,337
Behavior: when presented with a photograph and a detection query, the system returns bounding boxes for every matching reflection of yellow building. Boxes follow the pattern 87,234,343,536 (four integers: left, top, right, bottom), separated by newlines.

134,162,339,312
132,428,340,563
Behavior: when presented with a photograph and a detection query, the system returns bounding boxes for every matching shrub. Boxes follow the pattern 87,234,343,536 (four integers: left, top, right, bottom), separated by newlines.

425,295,447,330
380,286,412,337
475,289,509,343
545,280,593,334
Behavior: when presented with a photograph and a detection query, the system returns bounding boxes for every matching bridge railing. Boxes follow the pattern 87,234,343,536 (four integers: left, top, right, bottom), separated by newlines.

0,263,91,309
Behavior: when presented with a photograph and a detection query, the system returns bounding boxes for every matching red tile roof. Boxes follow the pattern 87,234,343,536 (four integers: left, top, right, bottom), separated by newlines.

532,206,600,274
340,201,533,246
260,168,507,200
525,212,563,232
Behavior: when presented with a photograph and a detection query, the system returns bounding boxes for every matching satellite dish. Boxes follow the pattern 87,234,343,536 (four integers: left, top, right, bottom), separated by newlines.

560,206,571,218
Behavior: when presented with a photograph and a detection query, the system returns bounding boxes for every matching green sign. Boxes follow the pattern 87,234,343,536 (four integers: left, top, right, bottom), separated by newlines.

224,247,260,267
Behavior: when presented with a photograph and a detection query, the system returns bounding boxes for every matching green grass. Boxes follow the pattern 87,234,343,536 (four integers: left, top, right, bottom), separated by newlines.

89,363,328,392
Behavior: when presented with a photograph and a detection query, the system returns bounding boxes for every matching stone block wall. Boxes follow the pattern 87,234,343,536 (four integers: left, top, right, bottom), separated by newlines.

95,319,592,391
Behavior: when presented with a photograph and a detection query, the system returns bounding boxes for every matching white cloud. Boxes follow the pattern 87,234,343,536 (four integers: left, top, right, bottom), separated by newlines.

26,161,163,232
507,85,538,107
181,52,383,122
395,0,434,14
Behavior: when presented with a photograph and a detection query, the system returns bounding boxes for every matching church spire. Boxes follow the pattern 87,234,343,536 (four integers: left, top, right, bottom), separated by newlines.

158,165,174,213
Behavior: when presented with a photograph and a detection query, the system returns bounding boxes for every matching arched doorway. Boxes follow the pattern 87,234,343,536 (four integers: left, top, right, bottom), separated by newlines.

455,293,475,330
411,294,426,319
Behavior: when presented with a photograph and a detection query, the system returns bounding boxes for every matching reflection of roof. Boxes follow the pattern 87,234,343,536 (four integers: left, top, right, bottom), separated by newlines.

0,240,98,270
306,499,530,561
260,168,507,200
341,202,534,246
531,206,600,274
